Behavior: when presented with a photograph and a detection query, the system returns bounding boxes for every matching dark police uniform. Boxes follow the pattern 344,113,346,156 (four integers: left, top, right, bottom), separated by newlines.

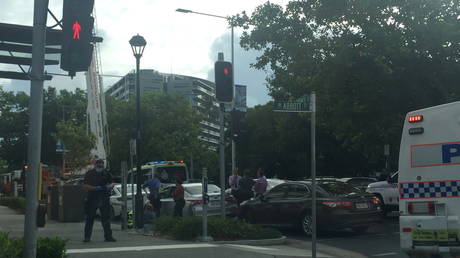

83,168,114,241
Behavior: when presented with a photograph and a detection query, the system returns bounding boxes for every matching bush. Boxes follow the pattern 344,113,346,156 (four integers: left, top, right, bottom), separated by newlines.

0,197,26,213
154,216,282,241
0,232,68,258
37,237,68,258
0,232,22,258
154,216,179,235
170,217,202,240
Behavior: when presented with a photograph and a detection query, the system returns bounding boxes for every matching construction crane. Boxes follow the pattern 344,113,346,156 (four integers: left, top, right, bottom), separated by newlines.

85,10,109,164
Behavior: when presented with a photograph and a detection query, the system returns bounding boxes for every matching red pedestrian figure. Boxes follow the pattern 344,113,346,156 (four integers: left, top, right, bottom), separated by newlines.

72,21,81,39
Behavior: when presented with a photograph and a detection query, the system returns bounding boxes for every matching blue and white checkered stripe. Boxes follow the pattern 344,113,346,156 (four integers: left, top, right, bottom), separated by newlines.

400,181,460,199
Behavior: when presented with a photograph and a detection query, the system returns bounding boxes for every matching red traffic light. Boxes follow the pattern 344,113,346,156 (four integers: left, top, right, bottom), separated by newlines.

223,67,230,75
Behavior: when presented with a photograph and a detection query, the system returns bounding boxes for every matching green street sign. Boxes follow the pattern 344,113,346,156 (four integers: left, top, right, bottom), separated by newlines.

273,95,310,112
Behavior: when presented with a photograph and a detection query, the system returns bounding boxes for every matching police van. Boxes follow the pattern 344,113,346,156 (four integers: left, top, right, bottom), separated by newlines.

399,102,460,257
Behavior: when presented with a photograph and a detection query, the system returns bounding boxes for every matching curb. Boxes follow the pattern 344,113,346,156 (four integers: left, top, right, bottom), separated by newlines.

212,236,287,246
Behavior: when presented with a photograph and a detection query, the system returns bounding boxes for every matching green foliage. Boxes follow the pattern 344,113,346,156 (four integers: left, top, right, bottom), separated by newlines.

0,232,23,258
106,92,208,174
53,120,95,170
0,87,29,170
37,237,68,258
232,0,460,175
0,197,25,213
154,216,281,241
170,217,202,240
0,87,88,170
154,216,178,235
0,232,68,258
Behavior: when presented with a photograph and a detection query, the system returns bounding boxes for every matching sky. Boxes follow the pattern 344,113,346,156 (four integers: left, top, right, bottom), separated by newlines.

0,0,288,107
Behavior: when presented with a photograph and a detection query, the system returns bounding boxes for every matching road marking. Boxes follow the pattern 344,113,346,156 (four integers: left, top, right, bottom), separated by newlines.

224,244,276,251
372,252,398,256
67,243,217,254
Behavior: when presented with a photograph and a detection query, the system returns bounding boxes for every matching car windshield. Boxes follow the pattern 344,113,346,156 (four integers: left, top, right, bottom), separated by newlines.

318,181,361,195
185,184,220,195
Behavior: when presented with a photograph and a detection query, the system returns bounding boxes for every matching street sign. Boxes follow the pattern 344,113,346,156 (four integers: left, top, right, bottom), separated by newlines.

273,95,310,112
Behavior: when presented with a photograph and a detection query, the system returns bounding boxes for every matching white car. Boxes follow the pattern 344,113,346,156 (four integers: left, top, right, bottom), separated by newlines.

366,172,399,212
159,183,237,217
107,184,148,218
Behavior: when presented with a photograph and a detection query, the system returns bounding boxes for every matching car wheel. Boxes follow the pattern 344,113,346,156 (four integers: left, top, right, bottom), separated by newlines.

301,214,313,236
352,226,368,234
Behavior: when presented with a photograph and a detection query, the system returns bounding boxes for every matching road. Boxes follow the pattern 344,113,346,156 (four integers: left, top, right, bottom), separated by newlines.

281,215,406,258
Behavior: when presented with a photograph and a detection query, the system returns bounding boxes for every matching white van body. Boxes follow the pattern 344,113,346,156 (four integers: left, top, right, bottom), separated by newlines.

399,102,460,257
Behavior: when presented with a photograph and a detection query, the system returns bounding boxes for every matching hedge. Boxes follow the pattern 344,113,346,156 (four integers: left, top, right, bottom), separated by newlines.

0,232,68,258
0,197,26,213
154,216,282,241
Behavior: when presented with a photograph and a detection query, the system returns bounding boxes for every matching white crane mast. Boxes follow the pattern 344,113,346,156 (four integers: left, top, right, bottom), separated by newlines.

85,9,109,163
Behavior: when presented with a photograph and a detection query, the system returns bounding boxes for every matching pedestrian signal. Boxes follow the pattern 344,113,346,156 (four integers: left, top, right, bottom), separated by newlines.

214,61,233,103
60,0,95,77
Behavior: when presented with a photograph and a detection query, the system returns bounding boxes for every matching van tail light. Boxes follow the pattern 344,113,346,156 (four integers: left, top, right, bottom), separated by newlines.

408,201,435,215
402,227,412,233
371,197,381,205
321,201,353,208
408,115,423,123
187,199,203,205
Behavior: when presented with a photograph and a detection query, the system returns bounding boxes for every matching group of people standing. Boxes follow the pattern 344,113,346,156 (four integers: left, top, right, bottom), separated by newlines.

229,167,268,206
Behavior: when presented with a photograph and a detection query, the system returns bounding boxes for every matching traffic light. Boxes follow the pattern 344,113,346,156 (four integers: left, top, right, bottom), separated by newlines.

60,0,95,76
214,61,233,102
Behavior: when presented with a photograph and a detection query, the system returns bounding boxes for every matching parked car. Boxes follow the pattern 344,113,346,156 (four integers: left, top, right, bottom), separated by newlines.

225,178,287,196
159,183,237,217
97,184,148,218
366,172,399,212
239,180,383,235
339,177,378,191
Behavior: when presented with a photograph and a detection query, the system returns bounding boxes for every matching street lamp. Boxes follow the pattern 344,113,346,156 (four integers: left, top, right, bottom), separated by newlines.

176,8,235,218
129,34,146,228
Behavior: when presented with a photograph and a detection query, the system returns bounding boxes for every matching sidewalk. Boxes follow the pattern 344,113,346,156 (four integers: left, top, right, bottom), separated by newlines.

0,205,181,249
0,205,366,257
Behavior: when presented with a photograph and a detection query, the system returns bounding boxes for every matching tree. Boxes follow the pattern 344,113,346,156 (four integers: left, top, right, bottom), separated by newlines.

234,0,460,173
106,91,209,174
53,120,95,172
0,87,29,170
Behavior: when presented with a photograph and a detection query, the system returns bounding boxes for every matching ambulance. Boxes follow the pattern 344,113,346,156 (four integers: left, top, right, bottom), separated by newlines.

399,102,460,257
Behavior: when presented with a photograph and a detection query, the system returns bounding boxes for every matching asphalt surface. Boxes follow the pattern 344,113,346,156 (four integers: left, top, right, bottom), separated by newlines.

1,205,405,258
281,215,406,258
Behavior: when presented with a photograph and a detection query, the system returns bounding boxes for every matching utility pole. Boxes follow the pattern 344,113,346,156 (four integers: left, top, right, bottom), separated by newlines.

24,0,48,257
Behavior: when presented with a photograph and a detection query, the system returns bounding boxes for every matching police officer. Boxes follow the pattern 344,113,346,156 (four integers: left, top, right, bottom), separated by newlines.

82,159,116,242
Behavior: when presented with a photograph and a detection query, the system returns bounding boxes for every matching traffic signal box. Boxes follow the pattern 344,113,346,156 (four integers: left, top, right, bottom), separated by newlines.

60,0,95,76
214,61,233,103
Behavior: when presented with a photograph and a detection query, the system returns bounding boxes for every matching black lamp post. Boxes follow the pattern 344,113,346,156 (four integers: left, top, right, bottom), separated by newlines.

129,34,146,228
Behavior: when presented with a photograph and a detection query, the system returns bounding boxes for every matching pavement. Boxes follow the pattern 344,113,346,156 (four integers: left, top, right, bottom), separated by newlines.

0,205,366,257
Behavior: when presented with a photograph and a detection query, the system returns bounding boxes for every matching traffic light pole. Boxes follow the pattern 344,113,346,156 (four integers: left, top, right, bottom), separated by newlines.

219,103,226,218
24,0,48,257
230,22,236,175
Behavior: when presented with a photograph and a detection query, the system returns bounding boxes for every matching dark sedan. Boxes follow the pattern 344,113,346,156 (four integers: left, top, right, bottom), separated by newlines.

239,180,383,235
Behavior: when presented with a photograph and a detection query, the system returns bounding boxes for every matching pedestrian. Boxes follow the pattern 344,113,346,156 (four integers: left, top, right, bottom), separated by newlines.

172,179,185,217
82,159,116,242
253,167,268,198
228,167,241,198
237,169,255,205
142,173,161,217
143,203,156,236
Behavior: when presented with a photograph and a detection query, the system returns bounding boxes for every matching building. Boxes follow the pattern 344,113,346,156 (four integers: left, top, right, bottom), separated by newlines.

106,69,220,150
